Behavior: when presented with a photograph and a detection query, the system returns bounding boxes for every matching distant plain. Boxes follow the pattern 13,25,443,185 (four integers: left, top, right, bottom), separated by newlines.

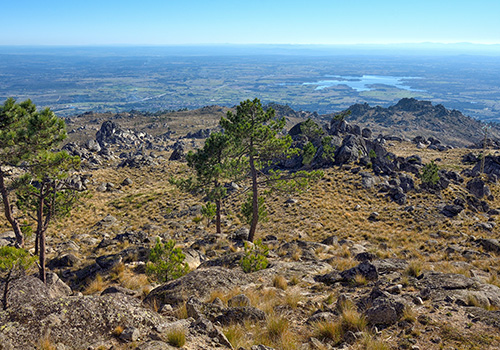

1,46,499,122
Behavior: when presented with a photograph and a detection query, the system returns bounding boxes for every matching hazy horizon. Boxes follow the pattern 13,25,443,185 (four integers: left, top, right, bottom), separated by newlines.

1,1,499,46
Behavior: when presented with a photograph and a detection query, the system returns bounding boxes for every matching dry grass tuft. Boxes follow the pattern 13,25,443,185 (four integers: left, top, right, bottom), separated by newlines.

83,274,106,295
273,275,288,290
166,328,186,348
223,323,248,349
405,260,423,277
174,302,188,319
37,332,56,350
112,325,124,336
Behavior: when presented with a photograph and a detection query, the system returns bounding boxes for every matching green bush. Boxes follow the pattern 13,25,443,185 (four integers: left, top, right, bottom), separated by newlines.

420,161,440,186
201,202,216,227
321,136,336,163
240,194,267,226
146,239,189,283
302,141,316,166
240,239,269,273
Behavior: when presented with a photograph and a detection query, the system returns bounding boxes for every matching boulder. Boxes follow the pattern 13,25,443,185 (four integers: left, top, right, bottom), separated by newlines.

340,261,378,282
466,177,492,199
144,267,250,307
0,293,162,349
477,238,500,254
215,307,266,325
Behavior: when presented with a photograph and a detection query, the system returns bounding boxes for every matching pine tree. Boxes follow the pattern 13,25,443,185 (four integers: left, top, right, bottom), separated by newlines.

0,98,66,248
221,98,322,242
175,132,235,234
16,150,80,284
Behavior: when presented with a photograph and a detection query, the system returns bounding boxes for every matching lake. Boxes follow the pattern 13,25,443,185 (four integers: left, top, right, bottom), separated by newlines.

304,75,422,92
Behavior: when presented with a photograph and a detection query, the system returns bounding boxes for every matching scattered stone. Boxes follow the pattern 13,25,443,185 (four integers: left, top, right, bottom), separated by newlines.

228,294,251,308
340,261,378,282
122,177,133,186
466,177,492,199
368,212,380,221
120,327,140,342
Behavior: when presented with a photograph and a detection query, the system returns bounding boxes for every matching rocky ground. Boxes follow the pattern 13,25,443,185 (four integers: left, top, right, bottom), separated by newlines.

1,101,500,349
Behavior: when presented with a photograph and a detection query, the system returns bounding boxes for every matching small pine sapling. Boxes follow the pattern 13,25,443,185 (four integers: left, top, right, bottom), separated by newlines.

240,239,269,273
146,239,189,283
0,246,36,310
201,202,217,227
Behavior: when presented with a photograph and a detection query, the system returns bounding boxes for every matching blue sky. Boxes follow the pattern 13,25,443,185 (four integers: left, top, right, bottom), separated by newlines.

1,0,499,46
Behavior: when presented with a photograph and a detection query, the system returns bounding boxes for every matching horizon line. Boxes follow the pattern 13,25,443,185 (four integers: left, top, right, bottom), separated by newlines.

2,42,500,47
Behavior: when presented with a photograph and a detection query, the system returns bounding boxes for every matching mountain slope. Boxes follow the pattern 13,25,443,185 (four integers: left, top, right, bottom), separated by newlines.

322,98,500,147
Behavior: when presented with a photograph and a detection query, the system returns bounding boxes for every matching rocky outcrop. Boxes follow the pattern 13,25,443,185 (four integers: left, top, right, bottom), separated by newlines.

0,277,161,350
144,267,250,308
324,98,500,147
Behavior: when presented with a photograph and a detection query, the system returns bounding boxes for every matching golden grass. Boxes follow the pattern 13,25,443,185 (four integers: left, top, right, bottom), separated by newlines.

165,328,186,348
223,323,248,349
83,274,106,295
112,325,124,336
173,302,188,319
37,332,56,350
272,275,288,290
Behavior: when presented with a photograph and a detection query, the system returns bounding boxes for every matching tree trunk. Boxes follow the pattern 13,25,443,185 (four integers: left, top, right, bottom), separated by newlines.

2,270,12,310
0,170,24,248
37,196,46,284
248,153,259,242
216,197,222,234
34,231,39,256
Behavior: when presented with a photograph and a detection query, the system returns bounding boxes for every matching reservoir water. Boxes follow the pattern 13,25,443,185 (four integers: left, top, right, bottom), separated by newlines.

304,75,421,92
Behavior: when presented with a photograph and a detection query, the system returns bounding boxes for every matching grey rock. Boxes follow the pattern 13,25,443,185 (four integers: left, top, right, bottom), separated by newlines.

372,259,409,274
186,297,205,320
101,285,136,296
137,341,176,350
144,267,250,307
48,253,80,269
215,307,266,325
363,289,405,327
156,318,191,333
122,177,133,186
86,139,102,152
466,177,492,199
96,254,123,270
340,261,378,282
45,272,72,297
228,294,251,308
2,293,162,349
230,227,250,242
120,327,140,342
478,238,500,254
306,311,336,324
441,204,464,217
368,212,379,221
251,345,275,350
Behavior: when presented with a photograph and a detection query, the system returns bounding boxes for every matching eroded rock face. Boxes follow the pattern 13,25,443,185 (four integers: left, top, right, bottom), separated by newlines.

417,272,500,308
144,267,250,308
0,284,162,350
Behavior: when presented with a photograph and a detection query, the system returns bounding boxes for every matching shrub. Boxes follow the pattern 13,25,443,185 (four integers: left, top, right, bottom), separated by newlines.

302,141,317,166
201,202,217,227
321,136,336,163
420,161,440,186
240,194,268,226
300,118,324,142
146,238,189,283
240,239,269,273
